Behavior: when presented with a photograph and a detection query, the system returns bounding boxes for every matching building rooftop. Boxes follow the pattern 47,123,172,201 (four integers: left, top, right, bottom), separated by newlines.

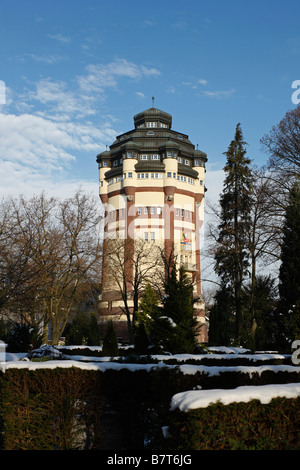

133,106,172,129
96,106,207,164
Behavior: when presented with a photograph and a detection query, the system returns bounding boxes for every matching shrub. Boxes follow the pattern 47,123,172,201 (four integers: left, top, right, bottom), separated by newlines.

102,321,119,357
0,368,102,450
65,312,101,346
0,362,299,450
6,323,42,353
134,322,150,355
166,397,300,450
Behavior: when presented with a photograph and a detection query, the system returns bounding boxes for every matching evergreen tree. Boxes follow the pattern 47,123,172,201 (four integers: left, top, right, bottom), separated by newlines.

134,283,159,353
0,319,7,342
6,322,42,353
65,312,91,345
214,123,253,344
242,275,278,351
136,283,160,334
134,322,150,355
88,314,101,346
278,182,300,344
102,320,119,357
208,283,234,346
150,266,198,354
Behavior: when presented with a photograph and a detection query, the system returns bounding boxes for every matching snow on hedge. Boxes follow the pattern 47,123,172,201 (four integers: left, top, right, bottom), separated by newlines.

3,352,288,365
1,357,299,379
179,363,300,377
1,345,298,379
0,359,172,373
206,346,250,354
151,352,286,362
170,383,300,411
1,347,300,408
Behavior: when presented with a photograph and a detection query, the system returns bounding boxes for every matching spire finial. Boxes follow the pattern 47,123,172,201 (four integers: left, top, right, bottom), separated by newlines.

152,96,155,108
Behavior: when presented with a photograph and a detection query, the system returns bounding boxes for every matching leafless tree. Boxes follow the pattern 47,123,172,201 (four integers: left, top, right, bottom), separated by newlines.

205,167,284,308
0,197,42,314
246,168,285,321
103,237,164,340
0,190,103,344
260,104,300,180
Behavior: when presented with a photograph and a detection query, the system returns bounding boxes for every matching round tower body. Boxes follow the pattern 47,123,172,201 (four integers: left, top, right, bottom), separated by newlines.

96,106,208,342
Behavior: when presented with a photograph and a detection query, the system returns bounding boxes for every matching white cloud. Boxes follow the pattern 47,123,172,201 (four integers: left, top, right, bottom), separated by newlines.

18,59,161,121
0,113,73,174
143,19,157,27
29,53,65,64
15,53,65,65
136,92,146,99
172,20,189,31
0,113,115,164
30,78,96,119
34,79,71,104
0,58,161,199
183,80,235,99
202,89,235,99
183,79,208,89
0,158,99,200
167,86,176,94
0,112,116,198
48,33,72,44
77,59,161,93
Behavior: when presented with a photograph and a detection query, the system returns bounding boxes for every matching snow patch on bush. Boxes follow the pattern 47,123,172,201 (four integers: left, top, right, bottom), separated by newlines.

170,383,300,411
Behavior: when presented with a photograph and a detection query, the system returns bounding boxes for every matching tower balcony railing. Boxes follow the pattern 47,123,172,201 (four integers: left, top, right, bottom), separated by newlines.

181,262,198,272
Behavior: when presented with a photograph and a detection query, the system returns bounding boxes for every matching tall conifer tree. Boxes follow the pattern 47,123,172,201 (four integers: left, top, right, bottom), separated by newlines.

148,266,199,354
214,123,253,344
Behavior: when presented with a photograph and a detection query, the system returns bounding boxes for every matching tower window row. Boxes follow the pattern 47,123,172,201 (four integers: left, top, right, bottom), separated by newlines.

144,232,156,242
137,122,168,129
102,173,203,186
140,154,160,160
137,172,163,179
108,206,163,220
113,158,123,166
138,206,162,215
107,206,193,221
99,155,206,167
166,172,195,184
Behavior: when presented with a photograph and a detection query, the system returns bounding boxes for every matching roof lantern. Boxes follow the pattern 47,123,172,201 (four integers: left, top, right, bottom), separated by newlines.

133,100,172,129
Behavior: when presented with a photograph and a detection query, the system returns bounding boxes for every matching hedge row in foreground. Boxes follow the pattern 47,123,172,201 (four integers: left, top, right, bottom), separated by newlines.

0,368,103,450
166,396,300,450
0,365,299,450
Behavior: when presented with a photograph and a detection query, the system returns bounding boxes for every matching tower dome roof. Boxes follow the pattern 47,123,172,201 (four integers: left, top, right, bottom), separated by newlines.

96,149,111,162
133,107,172,128
194,148,208,161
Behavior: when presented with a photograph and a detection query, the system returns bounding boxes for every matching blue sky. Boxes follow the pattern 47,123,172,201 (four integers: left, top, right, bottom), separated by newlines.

0,0,299,203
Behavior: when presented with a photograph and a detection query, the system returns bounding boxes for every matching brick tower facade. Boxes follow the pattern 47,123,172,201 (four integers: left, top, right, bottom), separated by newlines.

97,105,207,342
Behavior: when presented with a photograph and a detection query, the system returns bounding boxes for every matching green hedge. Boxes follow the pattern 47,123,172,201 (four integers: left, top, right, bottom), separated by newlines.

0,366,299,450
178,367,300,390
166,397,300,450
158,356,290,366
0,368,103,450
